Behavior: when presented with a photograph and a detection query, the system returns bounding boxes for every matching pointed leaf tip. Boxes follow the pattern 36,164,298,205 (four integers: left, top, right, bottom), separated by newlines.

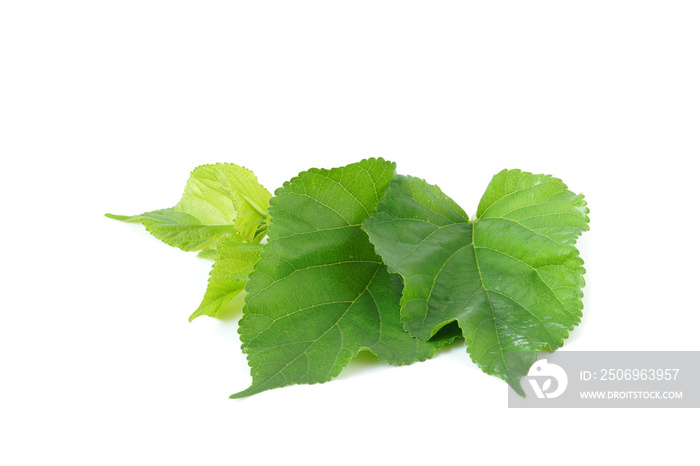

105,213,139,222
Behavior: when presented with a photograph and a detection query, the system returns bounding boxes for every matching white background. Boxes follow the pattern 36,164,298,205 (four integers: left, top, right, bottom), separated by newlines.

1,1,698,464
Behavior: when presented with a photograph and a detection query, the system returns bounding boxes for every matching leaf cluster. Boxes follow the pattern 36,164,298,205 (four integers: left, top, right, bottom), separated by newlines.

108,158,589,397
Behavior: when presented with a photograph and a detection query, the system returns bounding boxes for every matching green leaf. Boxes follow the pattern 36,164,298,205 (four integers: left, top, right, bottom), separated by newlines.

232,158,454,398
106,209,241,251
189,241,263,322
196,248,219,259
362,170,589,394
177,163,271,242
477,169,589,245
106,163,271,250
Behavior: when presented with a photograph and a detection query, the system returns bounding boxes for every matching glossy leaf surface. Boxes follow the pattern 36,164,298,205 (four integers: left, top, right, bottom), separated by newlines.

363,170,589,393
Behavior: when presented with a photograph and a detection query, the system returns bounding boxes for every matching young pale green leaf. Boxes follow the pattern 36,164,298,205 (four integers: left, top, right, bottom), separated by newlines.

177,163,271,242
362,170,589,394
106,163,271,250
105,209,240,252
232,158,455,399
189,241,262,322
196,248,219,259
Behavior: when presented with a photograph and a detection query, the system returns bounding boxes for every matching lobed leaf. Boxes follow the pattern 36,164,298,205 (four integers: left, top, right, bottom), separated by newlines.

363,170,589,394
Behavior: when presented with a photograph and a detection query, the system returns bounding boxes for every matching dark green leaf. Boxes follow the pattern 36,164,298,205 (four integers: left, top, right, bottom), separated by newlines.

232,159,453,398
363,170,589,393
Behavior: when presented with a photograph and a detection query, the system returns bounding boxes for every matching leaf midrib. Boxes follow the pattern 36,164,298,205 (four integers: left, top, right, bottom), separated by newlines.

469,223,507,373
